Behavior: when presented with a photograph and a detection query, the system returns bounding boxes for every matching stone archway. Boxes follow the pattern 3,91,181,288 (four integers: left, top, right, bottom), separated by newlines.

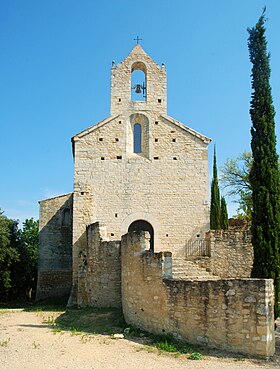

128,220,154,251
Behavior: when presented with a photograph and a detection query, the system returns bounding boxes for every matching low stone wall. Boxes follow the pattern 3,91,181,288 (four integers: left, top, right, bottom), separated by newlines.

122,231,275,357
206,222,253,278
192,221,253,278
36,193,73,301
76,222,121,307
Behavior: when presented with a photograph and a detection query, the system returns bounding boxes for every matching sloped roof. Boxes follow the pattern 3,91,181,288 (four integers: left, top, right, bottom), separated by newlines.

72,113,210,144
72,115,119,141
160,114,211,143
115,44,161,69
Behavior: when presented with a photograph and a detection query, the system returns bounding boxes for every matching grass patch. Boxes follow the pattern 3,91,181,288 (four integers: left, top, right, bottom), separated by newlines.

153,335,191,355
0,338,10,347
124,327,197,357
156,338,178,352
32,341,41,349
188,352,203,360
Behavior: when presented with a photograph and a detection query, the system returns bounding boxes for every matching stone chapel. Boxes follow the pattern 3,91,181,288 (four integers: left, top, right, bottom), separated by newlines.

36,45,275,357
37,44,211,304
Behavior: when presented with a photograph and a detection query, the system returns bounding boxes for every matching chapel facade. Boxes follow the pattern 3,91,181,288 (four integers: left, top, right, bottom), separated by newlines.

36,45,275,357
37,44,211,304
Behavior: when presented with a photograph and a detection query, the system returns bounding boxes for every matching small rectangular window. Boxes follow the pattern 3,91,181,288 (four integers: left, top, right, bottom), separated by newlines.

154,157,159,160
155,121,159,125
119,120,122,124
173,157,177,160
101,157,105,160
115,138,119,142
118,98,121,102
172,138,176,142
158,99,162,103
155,138,158,142
99,138,103,141
117,156,122,160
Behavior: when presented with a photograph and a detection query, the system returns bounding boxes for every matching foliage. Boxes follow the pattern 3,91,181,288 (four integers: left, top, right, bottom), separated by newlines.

188,352,203,360
248,10,280,318
220,151,253,216
0,210,19,297
154,336,191,355
210,146,221,229
220,196,229,230
156,338,178,352
0,209,39,301
10,218,39,300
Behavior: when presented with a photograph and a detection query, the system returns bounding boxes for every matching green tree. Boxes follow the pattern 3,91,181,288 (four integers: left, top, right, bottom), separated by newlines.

248,10,280,318
0,210,19,298
210,146,221,229
11,218,39,300
220,196,229,230
220,151,252,216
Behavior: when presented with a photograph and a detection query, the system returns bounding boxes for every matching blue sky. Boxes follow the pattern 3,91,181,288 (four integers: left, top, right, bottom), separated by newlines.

1,0,280,223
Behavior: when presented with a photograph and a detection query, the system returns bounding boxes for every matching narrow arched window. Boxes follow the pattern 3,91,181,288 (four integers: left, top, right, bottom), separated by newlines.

62,208,70,226
133,123,142,153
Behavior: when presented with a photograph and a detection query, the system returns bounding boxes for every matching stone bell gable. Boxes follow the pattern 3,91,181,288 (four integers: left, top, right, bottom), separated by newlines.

110,44,167,116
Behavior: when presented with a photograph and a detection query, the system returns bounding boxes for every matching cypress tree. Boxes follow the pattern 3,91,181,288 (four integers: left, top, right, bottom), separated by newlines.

210,146,221,229
248,10,280,318
220,196,229,230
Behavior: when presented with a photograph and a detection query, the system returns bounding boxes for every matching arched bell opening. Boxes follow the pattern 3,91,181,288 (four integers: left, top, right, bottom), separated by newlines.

128,220,154,251
131,61,147,101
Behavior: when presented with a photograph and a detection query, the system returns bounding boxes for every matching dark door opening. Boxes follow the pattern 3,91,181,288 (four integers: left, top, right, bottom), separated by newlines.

128,220,154,251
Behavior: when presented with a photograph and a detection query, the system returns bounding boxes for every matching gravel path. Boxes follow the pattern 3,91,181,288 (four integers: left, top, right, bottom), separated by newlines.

0,309,279,369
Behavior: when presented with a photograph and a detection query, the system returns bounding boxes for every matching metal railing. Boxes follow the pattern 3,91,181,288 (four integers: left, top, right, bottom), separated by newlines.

186,238,210,257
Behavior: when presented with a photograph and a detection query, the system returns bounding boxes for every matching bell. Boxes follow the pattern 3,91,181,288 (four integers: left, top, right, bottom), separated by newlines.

135,84,142,93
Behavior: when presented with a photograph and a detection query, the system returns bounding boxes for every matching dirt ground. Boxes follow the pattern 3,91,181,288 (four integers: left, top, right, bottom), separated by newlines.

0,309,279,369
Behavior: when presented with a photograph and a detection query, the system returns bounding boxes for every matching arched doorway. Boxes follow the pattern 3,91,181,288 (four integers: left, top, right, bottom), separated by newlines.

128,220,154,251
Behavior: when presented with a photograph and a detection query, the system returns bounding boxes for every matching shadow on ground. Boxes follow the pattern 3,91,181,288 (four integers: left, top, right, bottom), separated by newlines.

1,300,279,365
53,307,280,365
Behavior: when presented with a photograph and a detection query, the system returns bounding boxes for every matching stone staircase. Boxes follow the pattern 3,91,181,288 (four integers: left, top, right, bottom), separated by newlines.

171,258,220,281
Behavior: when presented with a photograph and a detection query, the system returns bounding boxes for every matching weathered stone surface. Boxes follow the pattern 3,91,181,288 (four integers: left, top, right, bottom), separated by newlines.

37,46,275,358
68,45,211,306
121,231,275,358
36,193,73,301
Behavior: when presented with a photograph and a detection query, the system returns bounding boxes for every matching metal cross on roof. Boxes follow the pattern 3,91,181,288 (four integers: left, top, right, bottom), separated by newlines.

134,36,142,44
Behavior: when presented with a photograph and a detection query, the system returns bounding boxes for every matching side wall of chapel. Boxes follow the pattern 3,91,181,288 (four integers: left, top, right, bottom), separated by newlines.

36,193,73,301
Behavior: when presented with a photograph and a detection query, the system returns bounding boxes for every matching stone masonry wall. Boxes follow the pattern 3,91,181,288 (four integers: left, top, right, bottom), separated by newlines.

72,114,210,255
121,231,275,358
207,227,253,278
69,45,211,306
193,220,253,278
36,193,73,301
110,44,167,116
76,222,121,307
